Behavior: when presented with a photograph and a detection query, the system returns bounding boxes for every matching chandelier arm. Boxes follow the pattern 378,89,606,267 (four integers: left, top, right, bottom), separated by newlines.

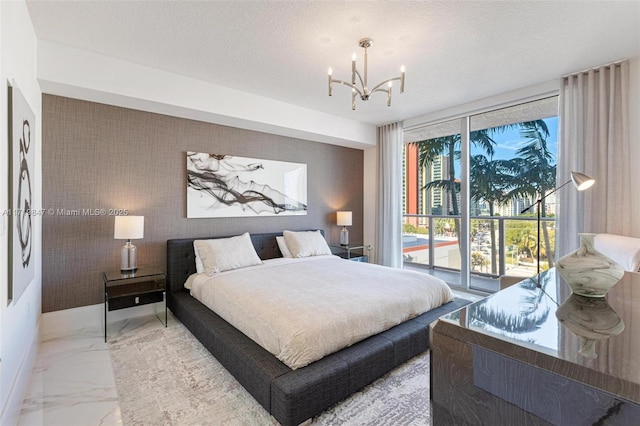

370,87,391,95
370,86,392,107
353,70,366,94
331,79,364,98
369,77,401,94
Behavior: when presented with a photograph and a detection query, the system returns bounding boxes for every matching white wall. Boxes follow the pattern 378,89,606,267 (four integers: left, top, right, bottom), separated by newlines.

0,2,42,425
403,80,560,130
37,41,376,150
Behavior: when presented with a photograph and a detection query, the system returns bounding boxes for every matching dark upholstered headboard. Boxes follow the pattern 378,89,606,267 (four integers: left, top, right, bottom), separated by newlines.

166,230,323,295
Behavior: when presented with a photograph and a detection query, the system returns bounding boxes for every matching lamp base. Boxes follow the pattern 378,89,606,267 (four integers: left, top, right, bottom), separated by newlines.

340,227,349,246
121,241,138,272
556,233,623,297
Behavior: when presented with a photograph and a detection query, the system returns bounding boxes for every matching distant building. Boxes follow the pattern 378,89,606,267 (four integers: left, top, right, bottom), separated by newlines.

404,144,452,223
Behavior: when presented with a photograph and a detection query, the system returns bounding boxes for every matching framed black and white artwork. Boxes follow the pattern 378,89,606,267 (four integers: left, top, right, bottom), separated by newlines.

186,152,307,218
8,81,35,304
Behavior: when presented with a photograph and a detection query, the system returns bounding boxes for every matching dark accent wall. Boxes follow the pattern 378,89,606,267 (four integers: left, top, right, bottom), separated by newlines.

42,95,364,312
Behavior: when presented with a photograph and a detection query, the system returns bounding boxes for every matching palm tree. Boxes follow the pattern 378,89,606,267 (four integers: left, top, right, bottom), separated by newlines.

470,154,513,274
414,130,498,215
505,120,557,268
415,135,461,216
413,130,498,249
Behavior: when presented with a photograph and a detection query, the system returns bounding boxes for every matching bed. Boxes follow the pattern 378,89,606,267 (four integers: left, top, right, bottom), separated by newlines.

166,230,470,426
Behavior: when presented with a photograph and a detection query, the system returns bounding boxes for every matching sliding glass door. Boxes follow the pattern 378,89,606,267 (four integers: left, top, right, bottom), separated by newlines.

403,97,558,291
403,119,462,282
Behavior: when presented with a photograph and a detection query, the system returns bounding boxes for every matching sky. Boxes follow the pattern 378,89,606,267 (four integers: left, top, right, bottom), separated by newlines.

471,117,559,162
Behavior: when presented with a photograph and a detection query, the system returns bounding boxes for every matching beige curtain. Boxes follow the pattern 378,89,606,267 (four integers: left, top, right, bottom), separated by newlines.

557,61,630,258
376,122,403,268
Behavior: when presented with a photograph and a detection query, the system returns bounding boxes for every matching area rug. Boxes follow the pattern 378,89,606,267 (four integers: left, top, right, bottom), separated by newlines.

109,319,430,425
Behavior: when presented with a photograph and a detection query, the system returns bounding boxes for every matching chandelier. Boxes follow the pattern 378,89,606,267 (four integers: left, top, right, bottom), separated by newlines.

328,38,405,110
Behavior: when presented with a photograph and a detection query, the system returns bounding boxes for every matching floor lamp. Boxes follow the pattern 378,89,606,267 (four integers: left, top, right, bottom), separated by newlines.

520,171,595,277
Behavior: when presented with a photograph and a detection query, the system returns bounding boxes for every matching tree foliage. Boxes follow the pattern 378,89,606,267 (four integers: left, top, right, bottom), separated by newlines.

410,118,557,272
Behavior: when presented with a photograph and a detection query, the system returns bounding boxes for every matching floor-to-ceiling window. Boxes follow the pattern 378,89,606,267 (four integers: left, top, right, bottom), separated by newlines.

403,96,558,292
403,119,462,271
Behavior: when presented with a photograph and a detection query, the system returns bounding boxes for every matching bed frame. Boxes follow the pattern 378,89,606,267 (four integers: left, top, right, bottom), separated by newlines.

166,231,470,426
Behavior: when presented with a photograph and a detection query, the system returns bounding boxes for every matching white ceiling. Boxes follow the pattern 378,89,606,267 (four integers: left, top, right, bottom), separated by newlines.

26,1,640,126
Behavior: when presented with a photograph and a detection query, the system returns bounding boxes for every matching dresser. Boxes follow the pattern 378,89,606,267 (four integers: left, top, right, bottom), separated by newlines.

430,268,640,425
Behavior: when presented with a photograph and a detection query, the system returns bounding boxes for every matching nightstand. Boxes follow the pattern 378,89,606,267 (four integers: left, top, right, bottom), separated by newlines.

103,266,167,342
329,243,371,262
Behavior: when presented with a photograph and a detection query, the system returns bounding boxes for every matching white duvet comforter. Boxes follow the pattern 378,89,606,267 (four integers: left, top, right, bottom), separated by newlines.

188,255,453,369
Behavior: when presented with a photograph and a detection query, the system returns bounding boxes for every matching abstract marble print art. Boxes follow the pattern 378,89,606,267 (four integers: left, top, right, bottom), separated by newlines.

8,82,35,304
186,152,307,218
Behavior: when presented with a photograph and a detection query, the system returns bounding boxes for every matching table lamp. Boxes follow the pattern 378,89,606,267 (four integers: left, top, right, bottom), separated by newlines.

337,211,352,246
114,215,144,272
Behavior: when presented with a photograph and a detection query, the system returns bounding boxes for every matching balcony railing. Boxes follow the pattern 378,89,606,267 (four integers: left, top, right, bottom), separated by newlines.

403,214,556,291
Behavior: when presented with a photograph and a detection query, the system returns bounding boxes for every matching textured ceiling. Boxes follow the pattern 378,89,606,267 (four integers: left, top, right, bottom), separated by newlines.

26,1,640,125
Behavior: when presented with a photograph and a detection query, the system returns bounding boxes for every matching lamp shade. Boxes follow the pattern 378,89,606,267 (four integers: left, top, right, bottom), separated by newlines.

571,171,595,191
114,216,144,240
336,211,352,227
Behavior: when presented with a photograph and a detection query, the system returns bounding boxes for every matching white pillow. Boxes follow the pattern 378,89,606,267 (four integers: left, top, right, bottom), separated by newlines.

283,230,332,258
194,244,205,273
184,273,198,290
276,236,293,258
594,233,640,272
193,233,262,275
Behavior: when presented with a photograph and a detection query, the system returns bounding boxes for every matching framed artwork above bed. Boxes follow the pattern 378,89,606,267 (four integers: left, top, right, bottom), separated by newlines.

186,152,307,218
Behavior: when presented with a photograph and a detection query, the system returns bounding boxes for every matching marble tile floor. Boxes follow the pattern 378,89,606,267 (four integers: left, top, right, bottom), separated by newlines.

17,314,167,426
16,288,481,426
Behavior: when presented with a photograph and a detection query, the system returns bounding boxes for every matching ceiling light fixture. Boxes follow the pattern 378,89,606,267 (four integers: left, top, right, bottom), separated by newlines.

328,38,405,110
